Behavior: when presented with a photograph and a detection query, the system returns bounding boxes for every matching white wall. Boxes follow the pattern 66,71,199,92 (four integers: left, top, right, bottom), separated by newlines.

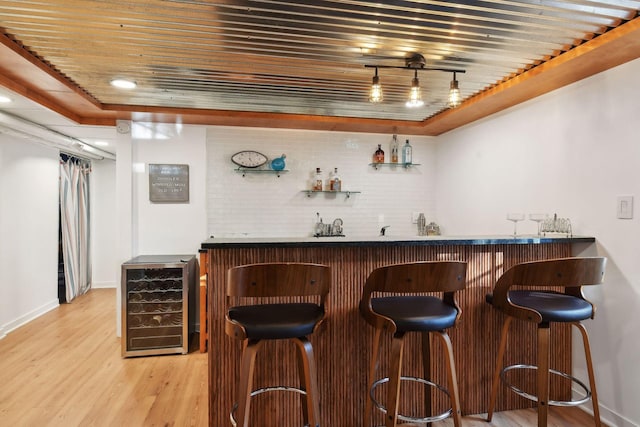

206,127,436,238
0,135,59,338
437,57,640,427
131,123,208,256
91,159,117,288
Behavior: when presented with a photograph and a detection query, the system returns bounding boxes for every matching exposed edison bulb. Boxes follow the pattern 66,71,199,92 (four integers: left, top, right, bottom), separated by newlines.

405,72,424,108
448,76,461,108
369,70,383,103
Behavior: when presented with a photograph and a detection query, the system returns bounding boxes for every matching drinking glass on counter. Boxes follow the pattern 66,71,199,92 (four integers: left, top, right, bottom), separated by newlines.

529,213,548,236
506,213,525,237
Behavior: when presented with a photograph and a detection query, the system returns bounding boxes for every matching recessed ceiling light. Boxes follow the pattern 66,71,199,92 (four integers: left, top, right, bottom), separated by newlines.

0,95,12,103
94,140,109,147
110,79,137,89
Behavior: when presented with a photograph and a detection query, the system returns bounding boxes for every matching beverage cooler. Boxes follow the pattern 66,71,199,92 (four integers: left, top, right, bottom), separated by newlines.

121,255,197,357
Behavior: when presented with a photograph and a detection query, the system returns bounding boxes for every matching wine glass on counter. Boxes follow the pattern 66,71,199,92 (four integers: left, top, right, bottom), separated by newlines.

506,213,525,237
529,213,548,236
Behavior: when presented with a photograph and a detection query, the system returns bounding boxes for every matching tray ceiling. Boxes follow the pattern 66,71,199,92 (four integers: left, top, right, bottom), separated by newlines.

0,0,639,136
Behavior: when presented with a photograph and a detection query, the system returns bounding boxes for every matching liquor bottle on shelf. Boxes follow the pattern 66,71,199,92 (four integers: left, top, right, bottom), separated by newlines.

330,168,342,191
402,139,413,164
373,144,385,163
313,167,323,191
390,134,399,163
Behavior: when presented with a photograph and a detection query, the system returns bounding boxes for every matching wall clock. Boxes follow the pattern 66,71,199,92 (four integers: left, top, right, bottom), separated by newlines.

231,150,268,168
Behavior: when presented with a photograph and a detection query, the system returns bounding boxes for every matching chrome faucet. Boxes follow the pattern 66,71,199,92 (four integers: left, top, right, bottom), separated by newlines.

380,225,390,236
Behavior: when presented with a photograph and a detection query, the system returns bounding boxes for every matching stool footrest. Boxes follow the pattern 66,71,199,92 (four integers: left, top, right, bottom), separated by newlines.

230,386,309,427
500,364,591,407
370,376,453,423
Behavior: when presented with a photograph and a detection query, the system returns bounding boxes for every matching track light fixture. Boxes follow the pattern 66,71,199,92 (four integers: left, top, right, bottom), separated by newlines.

365,53,465,109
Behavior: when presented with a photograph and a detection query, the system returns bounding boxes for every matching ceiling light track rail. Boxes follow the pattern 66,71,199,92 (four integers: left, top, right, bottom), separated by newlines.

363,64,466,74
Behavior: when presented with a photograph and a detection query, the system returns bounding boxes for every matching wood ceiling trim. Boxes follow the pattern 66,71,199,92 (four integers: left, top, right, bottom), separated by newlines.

1,15,639,135
0,32,116,124
422,15,640,135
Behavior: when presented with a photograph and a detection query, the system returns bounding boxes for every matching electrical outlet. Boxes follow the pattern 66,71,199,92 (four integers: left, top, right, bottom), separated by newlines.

617,195,633,219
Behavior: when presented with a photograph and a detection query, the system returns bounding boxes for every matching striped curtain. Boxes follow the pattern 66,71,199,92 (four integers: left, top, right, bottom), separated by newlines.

59,155,92,302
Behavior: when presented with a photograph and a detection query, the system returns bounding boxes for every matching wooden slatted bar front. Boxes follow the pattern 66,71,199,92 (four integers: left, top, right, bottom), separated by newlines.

204,238,590,426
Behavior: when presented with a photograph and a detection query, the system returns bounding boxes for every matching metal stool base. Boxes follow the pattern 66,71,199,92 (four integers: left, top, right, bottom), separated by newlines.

370,375,453,424
230,386,312,427
501,364,591,407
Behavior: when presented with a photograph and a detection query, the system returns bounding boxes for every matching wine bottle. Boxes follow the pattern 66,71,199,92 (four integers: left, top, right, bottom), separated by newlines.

391,134,399,163
402,139,412,164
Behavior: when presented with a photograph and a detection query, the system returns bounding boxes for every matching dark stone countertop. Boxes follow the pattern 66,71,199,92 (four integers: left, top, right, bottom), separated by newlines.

201,235,595,249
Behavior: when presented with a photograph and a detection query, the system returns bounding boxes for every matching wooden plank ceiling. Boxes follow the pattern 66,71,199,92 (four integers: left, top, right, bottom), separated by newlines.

0,0,639,136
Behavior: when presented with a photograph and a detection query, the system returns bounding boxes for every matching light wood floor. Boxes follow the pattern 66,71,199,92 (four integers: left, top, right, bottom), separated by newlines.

0,288,601,426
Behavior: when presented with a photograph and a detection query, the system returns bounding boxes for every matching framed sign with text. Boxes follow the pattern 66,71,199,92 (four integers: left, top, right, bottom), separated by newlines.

148,164,189,203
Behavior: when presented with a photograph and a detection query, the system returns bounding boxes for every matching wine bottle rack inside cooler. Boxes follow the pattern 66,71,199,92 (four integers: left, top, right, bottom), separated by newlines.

121,255,196,357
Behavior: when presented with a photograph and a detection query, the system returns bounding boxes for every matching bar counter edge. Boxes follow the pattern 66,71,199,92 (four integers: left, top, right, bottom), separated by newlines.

201,234,594,249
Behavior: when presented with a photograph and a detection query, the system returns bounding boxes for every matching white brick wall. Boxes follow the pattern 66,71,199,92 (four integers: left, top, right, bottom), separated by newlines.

206,126,437,238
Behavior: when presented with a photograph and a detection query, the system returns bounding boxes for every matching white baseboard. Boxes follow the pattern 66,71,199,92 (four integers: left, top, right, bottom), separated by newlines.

574,386,639,427
92,281,117,289
0,298,59,339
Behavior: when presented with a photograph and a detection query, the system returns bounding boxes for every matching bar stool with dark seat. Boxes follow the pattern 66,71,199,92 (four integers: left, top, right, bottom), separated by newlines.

486,257,606,427
360,261,467,427
225,262,331,427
